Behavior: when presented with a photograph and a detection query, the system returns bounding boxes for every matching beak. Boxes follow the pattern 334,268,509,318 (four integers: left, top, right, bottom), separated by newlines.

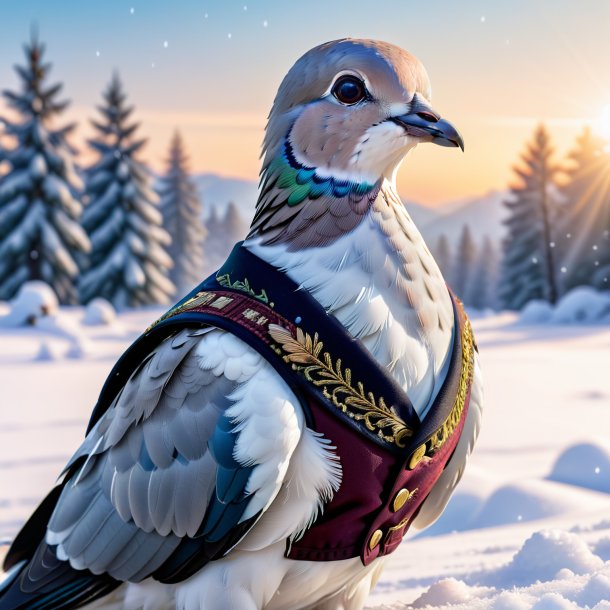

390,99,464,151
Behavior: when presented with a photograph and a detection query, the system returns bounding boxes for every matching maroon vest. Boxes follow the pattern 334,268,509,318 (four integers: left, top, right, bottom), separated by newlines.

136,284,474,565
85,244,475,567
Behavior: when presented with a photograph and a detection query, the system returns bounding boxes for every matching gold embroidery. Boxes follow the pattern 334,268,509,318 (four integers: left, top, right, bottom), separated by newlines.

425,317,474,455
242,308,261,322
210,296,233,309
145,291,215,332
216,274,274,307
268,324,414,447
269,305,475,454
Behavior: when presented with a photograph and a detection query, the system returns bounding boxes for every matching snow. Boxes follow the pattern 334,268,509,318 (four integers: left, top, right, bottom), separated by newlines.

411,578,493,607
0,310,609,609
548,442,610,493
520,288,610,324
83,298,117,326
520,300,553,324
470,480,609,530
34,340,62,362
552,288,610,323
487,530,603,586
0,281,58,327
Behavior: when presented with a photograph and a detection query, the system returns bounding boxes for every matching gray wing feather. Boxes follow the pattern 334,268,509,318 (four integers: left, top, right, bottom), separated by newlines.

46,328,245,581
109,469,132,523
128,465,156,532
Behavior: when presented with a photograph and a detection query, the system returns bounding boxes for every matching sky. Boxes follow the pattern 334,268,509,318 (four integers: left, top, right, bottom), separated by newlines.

0,0,609,206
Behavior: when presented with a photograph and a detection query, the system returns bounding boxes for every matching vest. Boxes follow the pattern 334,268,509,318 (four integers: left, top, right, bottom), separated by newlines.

87,243,475,566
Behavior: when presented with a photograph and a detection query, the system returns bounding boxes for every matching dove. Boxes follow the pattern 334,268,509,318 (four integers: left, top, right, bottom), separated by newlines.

0,38,483,610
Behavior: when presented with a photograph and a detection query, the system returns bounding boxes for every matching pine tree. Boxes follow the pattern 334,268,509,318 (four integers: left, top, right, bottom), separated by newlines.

203,206,223,273
0,35,90,303
223,201,247,244
79,74,174,307
468,236,498,310
158,132,206,296
452,225,477,304
433,233,452,285
203,202,247,272
500,125,560,310
558,127,610,292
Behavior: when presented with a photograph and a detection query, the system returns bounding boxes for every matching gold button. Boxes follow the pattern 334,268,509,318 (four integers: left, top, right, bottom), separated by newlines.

392,488,417,512
408,444,427,470
369,529,383,551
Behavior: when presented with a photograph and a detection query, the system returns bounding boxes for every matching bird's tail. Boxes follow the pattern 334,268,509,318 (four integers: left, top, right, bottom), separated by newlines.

0,485,119,610
0,542,119,610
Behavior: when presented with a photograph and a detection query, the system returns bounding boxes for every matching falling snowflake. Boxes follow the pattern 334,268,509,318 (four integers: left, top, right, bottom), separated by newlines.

566,233,571,239
95,50,100,57
227,33,232,39
262,20,268,28
480,16,486,22
163,41,169,48
532,257,538,264
560,266,567,273
517,515,523,521
130,7,135,14
243,5,248,10
592,244,598,250
151,62,156,68
204,12,208,19
595,467,601,474
550,241,556,248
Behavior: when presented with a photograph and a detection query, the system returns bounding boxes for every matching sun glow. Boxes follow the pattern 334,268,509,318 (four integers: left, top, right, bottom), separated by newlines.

596,104,610,140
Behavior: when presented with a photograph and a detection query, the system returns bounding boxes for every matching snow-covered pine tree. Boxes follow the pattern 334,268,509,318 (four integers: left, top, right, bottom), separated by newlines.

452,225,477,305
158,131,206,296
79,74,174,307
468,236,499,310
0,35,90,303
558,127,610,292
433,233,453,285
499,125,560,310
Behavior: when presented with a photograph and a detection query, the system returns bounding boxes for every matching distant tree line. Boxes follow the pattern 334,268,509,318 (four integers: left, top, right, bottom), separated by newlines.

431,228,500,311
0,35,244,308
432,124,610,311
1,36,607,312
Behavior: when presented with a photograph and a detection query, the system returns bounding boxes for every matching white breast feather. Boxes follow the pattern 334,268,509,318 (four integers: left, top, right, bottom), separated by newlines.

246,193,454,418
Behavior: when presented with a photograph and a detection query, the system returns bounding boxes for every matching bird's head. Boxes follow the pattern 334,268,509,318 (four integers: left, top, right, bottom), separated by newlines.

250,38,463,248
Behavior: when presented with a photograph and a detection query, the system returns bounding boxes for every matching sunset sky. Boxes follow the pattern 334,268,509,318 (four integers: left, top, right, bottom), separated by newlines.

0,0,609,206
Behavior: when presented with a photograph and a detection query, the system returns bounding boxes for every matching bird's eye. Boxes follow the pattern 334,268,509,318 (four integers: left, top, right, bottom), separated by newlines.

331,75,366,105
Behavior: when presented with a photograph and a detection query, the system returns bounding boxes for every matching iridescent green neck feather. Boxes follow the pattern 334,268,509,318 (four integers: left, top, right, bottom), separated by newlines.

248,139,381,250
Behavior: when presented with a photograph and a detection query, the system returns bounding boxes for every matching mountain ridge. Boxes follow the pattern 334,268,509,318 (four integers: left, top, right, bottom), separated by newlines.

193,173,507,247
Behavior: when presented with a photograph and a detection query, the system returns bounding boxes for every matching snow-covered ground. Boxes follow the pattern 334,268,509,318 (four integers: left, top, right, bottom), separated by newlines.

0,298,609,609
